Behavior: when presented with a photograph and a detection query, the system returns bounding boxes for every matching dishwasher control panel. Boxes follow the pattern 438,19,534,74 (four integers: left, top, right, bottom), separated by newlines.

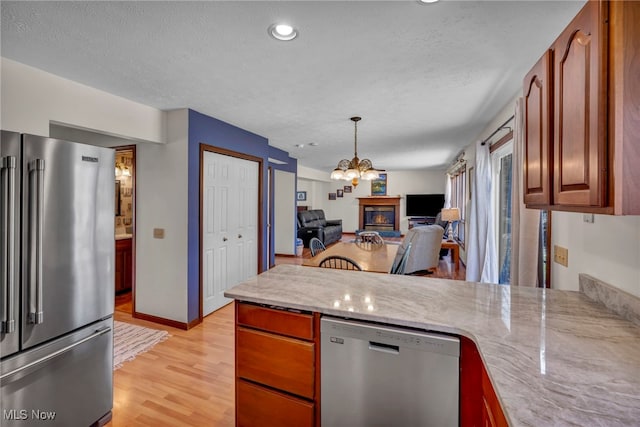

321,316,460,357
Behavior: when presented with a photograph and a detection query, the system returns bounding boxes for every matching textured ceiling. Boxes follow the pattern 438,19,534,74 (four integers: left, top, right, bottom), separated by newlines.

1,1,585,172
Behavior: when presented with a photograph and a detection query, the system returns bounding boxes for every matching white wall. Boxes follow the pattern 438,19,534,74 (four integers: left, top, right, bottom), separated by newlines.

135,109,189,322
1,58,165,143
2,58,194,322
297,168,446,233
552,213,640,296
274,170,296,255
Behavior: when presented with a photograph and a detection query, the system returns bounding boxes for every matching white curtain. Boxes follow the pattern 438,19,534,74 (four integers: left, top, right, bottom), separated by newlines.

444,174,452,208
466,140,498,283
510,98,541,287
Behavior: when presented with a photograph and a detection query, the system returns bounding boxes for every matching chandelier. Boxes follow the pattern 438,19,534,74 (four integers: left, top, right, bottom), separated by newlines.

330,116,380,187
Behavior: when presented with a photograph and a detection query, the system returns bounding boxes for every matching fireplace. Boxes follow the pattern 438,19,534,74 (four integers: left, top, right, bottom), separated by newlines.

358,197,401,232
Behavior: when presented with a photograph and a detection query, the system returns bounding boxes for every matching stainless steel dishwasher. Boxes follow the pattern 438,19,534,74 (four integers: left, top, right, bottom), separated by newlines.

321,317,460,427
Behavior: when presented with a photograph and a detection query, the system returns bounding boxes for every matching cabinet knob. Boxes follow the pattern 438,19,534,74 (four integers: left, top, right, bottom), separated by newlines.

238,234,243,239
223,237,228,242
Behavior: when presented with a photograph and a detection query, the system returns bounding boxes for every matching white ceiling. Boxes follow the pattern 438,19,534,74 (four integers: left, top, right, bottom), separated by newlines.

1,0,585,172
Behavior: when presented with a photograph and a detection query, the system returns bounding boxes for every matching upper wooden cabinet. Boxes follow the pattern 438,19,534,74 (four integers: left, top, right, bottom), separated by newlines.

523,50,553,207
522,0,640,214
553,0,607,208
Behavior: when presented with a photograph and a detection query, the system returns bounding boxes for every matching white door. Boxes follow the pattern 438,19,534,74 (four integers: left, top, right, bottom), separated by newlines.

202,151,258,316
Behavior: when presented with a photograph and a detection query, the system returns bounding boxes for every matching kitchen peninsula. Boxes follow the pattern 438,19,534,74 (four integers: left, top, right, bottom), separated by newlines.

225,265,640,426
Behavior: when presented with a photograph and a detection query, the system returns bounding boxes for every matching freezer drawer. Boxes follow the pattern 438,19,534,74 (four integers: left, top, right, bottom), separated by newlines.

321,317,460,427
1,317,113,427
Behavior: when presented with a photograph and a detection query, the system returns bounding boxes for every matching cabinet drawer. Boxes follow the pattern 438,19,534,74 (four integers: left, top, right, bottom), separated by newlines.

236,327,315,399
237,302,314,340
237,379,314,427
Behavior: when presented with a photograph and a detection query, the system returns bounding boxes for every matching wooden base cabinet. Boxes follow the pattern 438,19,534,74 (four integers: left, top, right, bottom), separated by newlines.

523,0,640,214
115,238,132,293
235,302,320,427
460,337,508,427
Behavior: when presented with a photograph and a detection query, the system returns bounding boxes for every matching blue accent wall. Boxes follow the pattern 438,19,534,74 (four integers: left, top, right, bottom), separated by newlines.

186,109,296,323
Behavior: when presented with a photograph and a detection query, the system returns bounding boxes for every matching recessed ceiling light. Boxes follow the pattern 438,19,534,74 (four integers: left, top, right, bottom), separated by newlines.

295,144,304,148
268,23,298,41
418,0,439,3
309,142,319,147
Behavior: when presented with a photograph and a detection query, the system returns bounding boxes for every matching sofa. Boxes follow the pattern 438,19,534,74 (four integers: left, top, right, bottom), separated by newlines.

297,209,343,248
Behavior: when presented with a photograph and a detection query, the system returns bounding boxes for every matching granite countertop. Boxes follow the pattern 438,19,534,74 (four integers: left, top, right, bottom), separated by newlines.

225,264,640,426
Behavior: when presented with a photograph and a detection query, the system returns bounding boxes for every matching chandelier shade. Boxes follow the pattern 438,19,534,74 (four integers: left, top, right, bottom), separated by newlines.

330,117,380,187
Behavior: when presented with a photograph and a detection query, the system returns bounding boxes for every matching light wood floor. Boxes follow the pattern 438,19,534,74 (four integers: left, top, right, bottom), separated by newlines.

109,304,235,426
109,235,465,425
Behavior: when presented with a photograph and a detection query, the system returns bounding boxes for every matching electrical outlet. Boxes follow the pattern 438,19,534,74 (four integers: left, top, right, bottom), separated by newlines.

583,214,595,223
554,245,568,267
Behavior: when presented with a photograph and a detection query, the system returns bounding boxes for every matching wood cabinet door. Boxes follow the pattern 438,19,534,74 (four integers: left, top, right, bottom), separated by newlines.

236,380,314,427
236,327,315,399
553,0,608,207
523,50,553,206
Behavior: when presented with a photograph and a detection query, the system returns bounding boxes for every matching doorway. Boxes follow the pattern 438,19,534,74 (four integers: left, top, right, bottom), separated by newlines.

114,146,136,314
200,145,262,317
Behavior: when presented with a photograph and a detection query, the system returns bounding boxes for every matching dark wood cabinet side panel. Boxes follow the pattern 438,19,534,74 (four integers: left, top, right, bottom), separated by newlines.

460,336,483,427
237,302,314,340
237,380,314,427
236,327,315,399
481,364,509,427
610,0,640,214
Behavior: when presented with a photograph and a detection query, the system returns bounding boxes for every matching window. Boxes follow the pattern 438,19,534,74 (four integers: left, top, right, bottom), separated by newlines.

449,167,466,246
491,140,513,285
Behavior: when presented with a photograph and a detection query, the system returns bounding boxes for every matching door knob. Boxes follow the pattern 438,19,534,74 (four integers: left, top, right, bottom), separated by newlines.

223,237,228,242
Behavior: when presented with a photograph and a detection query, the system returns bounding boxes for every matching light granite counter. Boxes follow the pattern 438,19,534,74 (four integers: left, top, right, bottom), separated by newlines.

225,264,640,426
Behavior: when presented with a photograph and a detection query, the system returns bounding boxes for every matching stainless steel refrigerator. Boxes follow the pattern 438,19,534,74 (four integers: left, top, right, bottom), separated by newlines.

1,131,114,426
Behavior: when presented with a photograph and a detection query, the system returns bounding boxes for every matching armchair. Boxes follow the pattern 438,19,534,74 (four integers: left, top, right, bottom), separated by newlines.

393,224,444,274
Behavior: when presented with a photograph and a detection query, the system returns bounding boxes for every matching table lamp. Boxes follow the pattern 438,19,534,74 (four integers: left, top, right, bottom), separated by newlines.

440,208,460,241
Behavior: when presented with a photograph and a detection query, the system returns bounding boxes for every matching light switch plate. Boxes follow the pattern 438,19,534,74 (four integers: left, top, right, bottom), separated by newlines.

153,228,165,239
554,245,568,267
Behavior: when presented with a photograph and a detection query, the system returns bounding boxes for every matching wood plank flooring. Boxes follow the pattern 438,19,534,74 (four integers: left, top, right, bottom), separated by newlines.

109,303,235,426
109,234,465,425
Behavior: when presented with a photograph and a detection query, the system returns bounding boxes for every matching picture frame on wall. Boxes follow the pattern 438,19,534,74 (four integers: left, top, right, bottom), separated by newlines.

328,193,337,200
371,173,387,196
343,185,352,193
296,191,307,201
337,189,344,198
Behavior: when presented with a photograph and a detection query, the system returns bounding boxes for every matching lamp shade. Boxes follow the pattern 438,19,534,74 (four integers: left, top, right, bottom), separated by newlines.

440,208,460,222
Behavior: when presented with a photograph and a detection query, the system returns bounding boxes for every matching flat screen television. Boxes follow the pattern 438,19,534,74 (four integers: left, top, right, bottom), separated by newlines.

405,194,445,217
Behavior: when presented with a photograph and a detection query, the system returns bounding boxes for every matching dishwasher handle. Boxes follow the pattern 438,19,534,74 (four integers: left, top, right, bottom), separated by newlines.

368,341,400,355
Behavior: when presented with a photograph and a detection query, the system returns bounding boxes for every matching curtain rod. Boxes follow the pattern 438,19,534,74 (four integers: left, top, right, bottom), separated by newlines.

480,114,515,146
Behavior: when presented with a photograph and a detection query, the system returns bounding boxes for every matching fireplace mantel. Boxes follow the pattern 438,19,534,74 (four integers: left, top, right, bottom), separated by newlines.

357,196,401,231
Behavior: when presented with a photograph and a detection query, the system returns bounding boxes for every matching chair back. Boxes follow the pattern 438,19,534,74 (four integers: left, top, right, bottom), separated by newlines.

319,255,362,271
392,225,444,274
390,242,412,275
356,231,385,245
309,237,326,257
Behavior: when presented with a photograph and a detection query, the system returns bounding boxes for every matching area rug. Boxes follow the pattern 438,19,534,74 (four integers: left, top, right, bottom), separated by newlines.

113,321,170,370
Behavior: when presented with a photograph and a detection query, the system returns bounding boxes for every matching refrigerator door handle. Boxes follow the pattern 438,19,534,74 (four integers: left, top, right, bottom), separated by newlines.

28,159,45,325
0,326,111,380
1,156,16,333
